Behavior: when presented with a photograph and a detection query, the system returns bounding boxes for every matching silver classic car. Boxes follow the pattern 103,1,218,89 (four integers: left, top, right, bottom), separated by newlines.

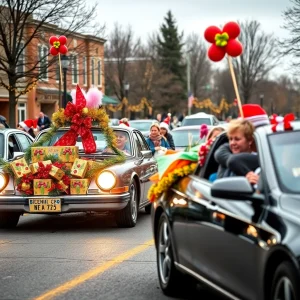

0,127,157,228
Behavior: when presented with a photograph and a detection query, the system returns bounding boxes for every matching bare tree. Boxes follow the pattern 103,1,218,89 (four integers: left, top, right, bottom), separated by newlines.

104,23,140,104
233,20,279,103
0,0,104,127
185,33,212,98
280,0,300,69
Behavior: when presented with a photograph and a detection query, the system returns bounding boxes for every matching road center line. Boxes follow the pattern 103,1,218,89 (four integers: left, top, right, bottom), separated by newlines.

33,239,154,300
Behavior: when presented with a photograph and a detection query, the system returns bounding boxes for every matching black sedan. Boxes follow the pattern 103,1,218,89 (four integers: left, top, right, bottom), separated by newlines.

152,122,300,300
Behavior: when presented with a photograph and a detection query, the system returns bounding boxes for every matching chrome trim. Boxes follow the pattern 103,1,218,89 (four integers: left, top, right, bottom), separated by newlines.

174,262,241,300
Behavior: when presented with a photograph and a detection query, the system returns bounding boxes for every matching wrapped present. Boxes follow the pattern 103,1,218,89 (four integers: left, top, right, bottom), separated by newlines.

49,165,65,181
30,160,52,174
10,158,31,178
70,179,89,194
63,162,73,171
47,146,78,163
57,180,68,192
33,179,52,195
31,147,48,163
70,158,88,178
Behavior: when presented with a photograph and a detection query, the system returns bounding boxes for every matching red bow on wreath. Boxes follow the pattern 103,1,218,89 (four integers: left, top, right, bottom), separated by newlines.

54,85,96,153
204,22,243,62
49,36,68,56
270,113,295,132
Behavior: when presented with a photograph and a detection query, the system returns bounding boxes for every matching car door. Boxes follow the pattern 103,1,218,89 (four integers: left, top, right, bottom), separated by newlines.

14,132,33,152
134,131,157,202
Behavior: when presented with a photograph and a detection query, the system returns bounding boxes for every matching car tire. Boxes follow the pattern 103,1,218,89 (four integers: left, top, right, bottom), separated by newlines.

157,213,194,296
144,203,151,214
0,212,20,229
270,261,300,300
115,181,138,228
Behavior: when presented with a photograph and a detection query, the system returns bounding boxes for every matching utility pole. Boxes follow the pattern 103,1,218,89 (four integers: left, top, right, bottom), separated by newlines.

187,51,192,116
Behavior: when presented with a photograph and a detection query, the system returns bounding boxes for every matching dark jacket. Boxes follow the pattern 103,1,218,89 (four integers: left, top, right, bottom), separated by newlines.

214,143,259,179
146,137,170,154
166,132,175,150
37,115,51,130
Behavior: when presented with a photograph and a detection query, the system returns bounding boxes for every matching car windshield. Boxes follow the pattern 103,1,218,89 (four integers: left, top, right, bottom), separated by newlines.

182,118,211,126
41,129,132,155
268,131,300,193
0,133,3,158
172,129,205,147
129,121,154,131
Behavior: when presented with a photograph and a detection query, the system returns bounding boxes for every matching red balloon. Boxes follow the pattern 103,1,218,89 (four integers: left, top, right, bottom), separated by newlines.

59,35,67,45
226,39,243,57
204,26,222,43
50,46,59,56
59,45,68,55
223,22,240,39
49,36,58,46
208,44,226,62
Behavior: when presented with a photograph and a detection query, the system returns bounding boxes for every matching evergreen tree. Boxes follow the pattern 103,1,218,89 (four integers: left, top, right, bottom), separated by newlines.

157,11,185,81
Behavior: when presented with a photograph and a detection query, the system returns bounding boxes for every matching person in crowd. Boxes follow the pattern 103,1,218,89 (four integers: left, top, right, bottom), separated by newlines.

156,113,162,123
17,119,37,138
215,119,256,179
37,112,51,130
206,126,225,142
160,114,175,150
146,123,170,155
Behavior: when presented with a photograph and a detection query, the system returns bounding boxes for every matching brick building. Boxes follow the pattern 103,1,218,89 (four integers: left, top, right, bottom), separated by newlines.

0,23,105,124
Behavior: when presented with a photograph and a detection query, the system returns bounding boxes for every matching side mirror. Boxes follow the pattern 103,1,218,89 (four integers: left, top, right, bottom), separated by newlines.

141,150,152,159
13,152,24,159
211,177,264,204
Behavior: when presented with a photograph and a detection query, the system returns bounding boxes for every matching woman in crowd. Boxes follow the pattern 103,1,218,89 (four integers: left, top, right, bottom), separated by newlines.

159,123,175,150
146,123,170,155
206,126,225,142
215,119,256,179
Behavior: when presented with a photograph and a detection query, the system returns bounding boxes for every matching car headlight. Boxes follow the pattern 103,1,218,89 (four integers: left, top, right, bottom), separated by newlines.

0,173,8,192
96,170,116,191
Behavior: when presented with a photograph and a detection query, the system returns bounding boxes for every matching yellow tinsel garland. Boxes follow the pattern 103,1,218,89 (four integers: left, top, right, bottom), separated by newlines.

148,163,197,202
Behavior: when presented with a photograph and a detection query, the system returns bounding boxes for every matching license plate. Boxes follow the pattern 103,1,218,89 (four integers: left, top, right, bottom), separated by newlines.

29,199,61,212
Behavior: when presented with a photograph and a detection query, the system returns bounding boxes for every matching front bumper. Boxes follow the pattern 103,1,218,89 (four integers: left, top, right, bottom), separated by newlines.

0,193,130,214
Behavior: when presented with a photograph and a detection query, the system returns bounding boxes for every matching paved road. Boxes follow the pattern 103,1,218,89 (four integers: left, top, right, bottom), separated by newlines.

0,211,223,300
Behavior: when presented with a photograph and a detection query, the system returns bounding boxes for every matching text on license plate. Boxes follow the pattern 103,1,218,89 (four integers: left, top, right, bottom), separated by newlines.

29,199,61,212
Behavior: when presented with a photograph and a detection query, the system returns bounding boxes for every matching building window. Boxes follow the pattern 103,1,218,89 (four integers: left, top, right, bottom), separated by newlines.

72,55,78,84
97,59,102,86
91,58,95,85
18,103,26,122
83,57,87,86
16,42,25,74
38,45,48,80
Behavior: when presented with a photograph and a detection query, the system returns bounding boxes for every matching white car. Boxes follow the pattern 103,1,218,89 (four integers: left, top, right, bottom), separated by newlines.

181,112,219,127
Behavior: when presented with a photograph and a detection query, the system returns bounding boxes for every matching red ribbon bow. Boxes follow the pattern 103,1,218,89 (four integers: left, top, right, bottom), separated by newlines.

271,113,295,132
54,85,96,153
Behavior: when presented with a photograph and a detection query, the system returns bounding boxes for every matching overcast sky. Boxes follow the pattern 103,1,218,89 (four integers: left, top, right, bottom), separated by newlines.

92,0,292,77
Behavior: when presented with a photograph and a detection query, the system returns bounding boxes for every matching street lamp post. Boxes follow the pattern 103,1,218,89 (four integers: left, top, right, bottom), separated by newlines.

61,55,70,109
186,51,192,116
260,94,264,109
123,82,130,118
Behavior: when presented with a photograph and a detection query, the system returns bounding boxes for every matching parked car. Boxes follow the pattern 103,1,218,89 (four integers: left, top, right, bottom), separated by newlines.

0,128,34,161
0,127,157,228
171,125,211,151
152,122,300,300
128,119,158,137
109,118,119,126
181,112,219,127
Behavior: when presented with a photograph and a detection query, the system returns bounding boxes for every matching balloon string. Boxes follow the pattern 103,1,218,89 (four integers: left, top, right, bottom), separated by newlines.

227,55,243,118
58,53,63,91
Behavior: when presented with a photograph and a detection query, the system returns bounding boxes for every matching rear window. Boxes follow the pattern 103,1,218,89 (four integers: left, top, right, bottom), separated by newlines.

182,118,211,126
172,129,205,147
268,131,300,193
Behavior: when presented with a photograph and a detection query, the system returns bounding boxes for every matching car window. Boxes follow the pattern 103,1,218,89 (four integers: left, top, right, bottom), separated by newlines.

133,133,143,157
15,133,31,151
135,131,149,151
182,118,211,126
0,133,4,158
172,129,205,147
129,121,154,131
268,131,300,193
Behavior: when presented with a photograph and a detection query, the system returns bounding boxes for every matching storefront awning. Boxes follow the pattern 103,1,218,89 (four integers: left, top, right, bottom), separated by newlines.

102,95,120,105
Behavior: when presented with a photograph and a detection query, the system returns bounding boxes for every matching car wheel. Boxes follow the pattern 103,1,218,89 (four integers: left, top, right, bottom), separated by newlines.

115,181,138,228
0,212,20,229
270,261,300,300
145,203,151,214
157,213,193,296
